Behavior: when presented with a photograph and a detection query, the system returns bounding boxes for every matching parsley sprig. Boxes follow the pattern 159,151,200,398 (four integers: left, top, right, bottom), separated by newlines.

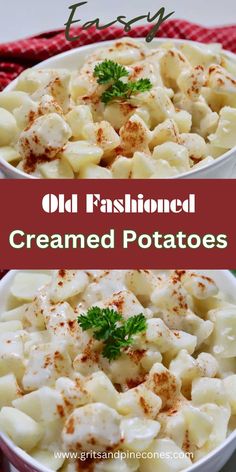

94,60,129,84
78,306,147,361
93,60,152,105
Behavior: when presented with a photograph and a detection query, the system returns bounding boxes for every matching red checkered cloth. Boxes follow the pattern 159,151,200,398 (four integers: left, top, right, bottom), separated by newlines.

0,19,236,91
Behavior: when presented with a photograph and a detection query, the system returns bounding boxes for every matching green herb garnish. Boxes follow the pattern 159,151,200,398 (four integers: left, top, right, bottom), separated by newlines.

78,306,147,361
94,60,129,84
93,60,152,104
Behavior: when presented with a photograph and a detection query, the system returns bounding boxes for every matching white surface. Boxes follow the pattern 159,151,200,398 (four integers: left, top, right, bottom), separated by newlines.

0,0,236,43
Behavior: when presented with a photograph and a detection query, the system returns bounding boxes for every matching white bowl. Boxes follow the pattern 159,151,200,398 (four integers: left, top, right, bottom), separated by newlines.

0,269,236,472
1,38,236,179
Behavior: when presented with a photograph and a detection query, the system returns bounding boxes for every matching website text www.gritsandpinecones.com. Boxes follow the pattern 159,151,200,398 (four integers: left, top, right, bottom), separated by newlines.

54,450,194,461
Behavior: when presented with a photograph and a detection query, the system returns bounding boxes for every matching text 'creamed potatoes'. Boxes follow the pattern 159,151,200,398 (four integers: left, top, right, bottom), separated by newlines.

0,270,235,471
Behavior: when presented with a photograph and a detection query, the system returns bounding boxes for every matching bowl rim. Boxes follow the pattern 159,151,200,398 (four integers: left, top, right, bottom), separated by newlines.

1,37,236,180
0,269,236,472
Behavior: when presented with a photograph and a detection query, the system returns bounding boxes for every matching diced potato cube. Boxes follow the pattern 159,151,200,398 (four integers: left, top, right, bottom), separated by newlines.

145,318,176,352
18,113,71,160
55,376,89,410
179,133,207,160
62,403,121,452
183,405,213,448
0,356,25,383
139,438,192,472
93,38,147,65
131,152,156,178
85,371,119,409
31,449,65,471
209,107,236,149
120,417,160,452
22,344,72,391
0,320,23,333
44,302,81,358
161,48,190,82
15,69,58,94
207,65,236,94
0,147,21,163
0,332,25,382
196,352,219,378
169,349,201,391
60,461,77,472
117,384,162,419
151,158,180,178
66,105,93,139
79,164,112,179
120,115,151,154
16,68,71,112
0,407,43,451
13,386,65,422
61,141,103,172
10,272,51,301
169,331,197,359
13,96,38,130
179,43,221,68
104,102,136,130
207,143,223,158
84,121,120,154
0,91,28,112
24,331,50,355
182,271,218,299
152,142,190,173
37,418,63,451
110,156,132,179
0,374,21,408
193,156,214,169
132,151,179,178
140,350,162,372
173,110,192,133
150,119,179,148
198,404,230,453
38,158,74,179
97,289,149,321
151,276,189,320
182,313,213,348
133,87,174,127
0,108,18,146
36,72,71,113
223,375,236,414
24,289,48,329
125,269,157,299
94,458,139,472
158,410,186,448
73,352,99,377
209,306,236,357
146,363,181,409
192,378,227,406
105,354,140,388
50,270,89,303
178,66,206,101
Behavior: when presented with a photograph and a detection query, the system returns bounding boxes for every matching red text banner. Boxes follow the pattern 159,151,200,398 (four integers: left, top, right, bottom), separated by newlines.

0,180,235,269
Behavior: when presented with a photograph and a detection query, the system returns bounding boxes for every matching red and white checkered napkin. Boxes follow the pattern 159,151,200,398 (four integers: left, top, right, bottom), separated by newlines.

0,19,236,91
